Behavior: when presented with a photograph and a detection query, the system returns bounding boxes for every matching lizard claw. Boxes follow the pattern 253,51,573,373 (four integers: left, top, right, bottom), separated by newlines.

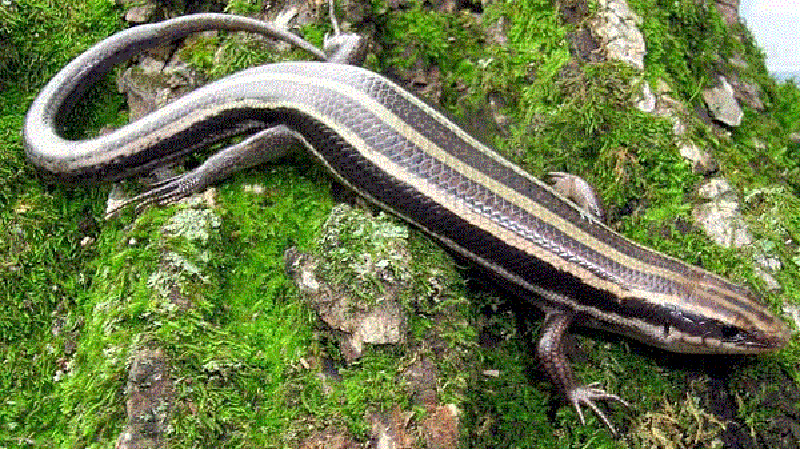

105,171,203,219
568,382,630,435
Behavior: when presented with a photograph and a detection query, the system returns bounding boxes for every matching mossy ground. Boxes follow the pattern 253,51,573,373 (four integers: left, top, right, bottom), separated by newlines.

1,0,798,448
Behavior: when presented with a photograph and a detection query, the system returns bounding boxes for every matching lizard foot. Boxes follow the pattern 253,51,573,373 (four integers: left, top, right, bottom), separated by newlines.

105,170,204,219
568,382,630,435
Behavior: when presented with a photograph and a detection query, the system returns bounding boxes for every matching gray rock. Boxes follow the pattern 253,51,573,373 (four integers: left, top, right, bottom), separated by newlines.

679,142,718,174
693,200,752,247
694,178,753,248
733,79,764,111
698,178,732,200
115,348,173,449
715,0,741,27
635,80,656,113
782,304,800,331
284,205,412,361
591,0,646,70
125,5,156,24
703,76,743,126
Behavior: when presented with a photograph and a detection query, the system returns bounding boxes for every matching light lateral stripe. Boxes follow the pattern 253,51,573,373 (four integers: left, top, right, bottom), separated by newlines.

306,114,743,351
342,72,772,324
66,75,272,168
263,70,747,300
351,68,759,302
594,314,754,354
167,71,761,326
217,92,742,329
266,72,672,276
208,96,633,309
66,99,221,168
380,89,756,303
244,101,590,309
89,69,765,326
302,128,625,316
620,288,728,324
293,70,772,327
78,64,760,318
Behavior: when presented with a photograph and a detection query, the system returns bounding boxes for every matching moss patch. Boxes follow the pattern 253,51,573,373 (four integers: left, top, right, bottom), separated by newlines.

2,0,798,447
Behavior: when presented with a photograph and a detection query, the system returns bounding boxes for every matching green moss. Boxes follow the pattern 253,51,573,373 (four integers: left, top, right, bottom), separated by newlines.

379,2,480,75
49,199,225,445
0,1,124,444
378,0,571,124
631,0,739,101
3,0,799,447
0,0,122,91
179,10,331,81
295,203,474,437
482,0,571,116
47,164,335,447
163,166,333,446
523,62,689,217
630,382,726,449
304,349,410,438
314,204,411,303
225,0,264,16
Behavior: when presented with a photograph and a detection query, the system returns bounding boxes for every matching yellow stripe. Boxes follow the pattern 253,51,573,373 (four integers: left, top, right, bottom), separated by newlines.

102,68,768,329
257,71,755,308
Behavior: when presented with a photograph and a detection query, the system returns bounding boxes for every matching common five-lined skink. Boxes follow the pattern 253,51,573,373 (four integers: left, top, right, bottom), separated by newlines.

23,13,791,433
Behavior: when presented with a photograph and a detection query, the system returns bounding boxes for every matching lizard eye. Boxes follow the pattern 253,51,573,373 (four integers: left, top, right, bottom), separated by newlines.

720,325,745,342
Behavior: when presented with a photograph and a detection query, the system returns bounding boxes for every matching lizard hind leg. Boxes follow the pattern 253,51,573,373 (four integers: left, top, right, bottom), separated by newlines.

537,311,630,435
106,125,304,218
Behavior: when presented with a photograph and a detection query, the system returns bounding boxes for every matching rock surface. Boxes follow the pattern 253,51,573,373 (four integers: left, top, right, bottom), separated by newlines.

703,76,744,127
591,0,646,69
